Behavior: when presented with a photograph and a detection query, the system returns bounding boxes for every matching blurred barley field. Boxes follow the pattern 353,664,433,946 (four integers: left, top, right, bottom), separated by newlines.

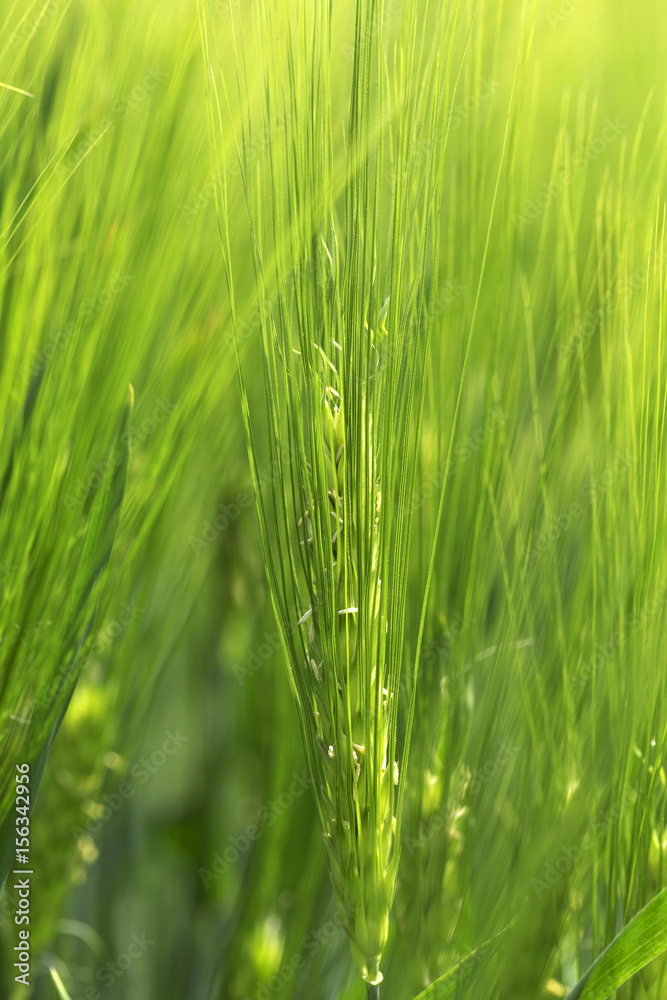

0,1,666,999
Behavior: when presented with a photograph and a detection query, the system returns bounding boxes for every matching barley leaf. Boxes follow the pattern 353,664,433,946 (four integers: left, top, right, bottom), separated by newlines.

0,705,65,896
411,922,511,1000
48,965,74,1000
37,385,134,715
61,385,134,654
563,888,667,1000
0,387,133,895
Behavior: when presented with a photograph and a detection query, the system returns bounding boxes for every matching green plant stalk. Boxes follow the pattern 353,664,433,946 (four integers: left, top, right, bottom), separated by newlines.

203,0,465,986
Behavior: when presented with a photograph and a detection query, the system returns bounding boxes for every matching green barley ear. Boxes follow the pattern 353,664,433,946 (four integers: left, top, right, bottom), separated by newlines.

25,683,114,953
204,0,464,987
303,363,393,984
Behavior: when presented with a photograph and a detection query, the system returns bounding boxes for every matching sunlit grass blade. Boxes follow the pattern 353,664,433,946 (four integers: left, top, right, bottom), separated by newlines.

564,888,667,1000
48,964,74,1000
410,922,512,1000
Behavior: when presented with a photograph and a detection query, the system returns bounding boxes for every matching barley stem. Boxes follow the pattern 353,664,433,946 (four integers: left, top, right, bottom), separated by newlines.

366,983,380,1000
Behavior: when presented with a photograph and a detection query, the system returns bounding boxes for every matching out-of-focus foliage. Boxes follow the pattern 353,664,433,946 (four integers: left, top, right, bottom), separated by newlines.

0,0,665,998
